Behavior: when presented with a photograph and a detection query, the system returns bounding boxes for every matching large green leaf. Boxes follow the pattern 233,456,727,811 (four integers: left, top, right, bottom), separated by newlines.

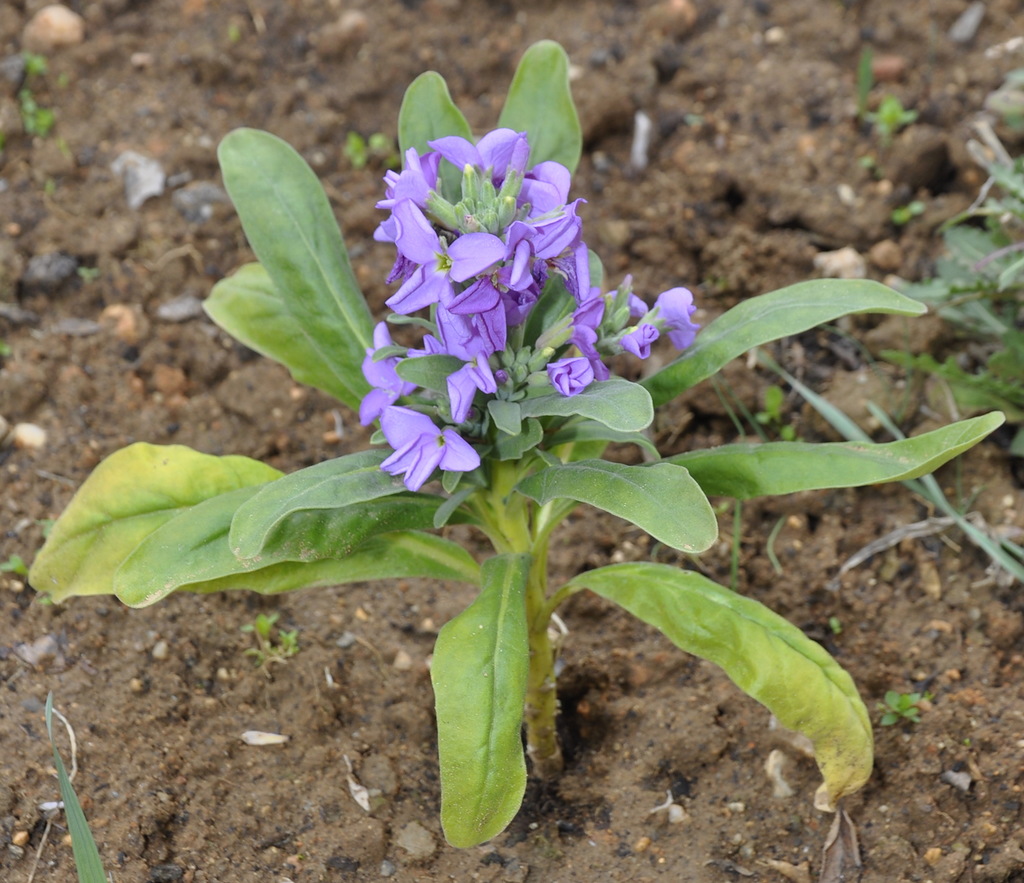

516,460,717,553
669,413,1005,499
569,563,873,810
398,71,473,201
519,378,654,433
114,484,478,607
432,554,530,847
229,450,403,559
204,263,355,404
28,444,281,603
498,40,581,173
217,128,373,411
642,280,927,407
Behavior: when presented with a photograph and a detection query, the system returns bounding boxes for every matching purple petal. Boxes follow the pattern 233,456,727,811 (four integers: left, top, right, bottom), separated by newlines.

386,265,451,314
380,406,438,450
620,323,660,359
392,200,441,265
359,388,398,426
447,277,501,315
475,128,528,176
655,287,700,350
447,232,505,282
427,135,482,171
438,428,481,473
547,357,595,397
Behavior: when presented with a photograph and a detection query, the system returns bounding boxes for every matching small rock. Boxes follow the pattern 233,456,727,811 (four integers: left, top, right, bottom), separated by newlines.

151,639,169,661
392,649,413,671
644,0,698,38
948,1,985,44
11,422,47,450
22,5,86,54
940,769,972,792
12,830,29,847
156,294,204,323
395,821,436,862
151,364,187,397
868,239,903,272
172,181,228,224
50,317,101,336
813,246,866,279
0,54,26,94
99,303,141,345
871,54,907,83
147,864,184,883
315,10,368,58
111,151,166,210
22,252,78,292
379,860,397,877
888,126,949,193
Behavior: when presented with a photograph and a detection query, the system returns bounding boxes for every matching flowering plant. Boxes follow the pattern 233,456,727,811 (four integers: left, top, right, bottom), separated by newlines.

30,42,1002,847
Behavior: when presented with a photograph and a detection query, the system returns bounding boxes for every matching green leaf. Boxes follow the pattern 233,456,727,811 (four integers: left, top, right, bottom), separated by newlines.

205,263,357,403
495,418,543,460
114,482,477,606
229,451,403,559
46,695,108,883
519,378,654,432
488,399,523,436
395,353,464,392
516,460,717,553
569,563,873,810
642,280,927,407
432,554,530,847
217,128,374,411
118,526,479,607
546,420,661,459
498,40,581,173
668,413,1006,499
28,444,281,604
398,71,473,200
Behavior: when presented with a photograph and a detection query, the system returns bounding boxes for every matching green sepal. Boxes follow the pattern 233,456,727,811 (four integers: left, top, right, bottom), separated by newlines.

433,554,530,847
516,460,717,553
569,563,873,810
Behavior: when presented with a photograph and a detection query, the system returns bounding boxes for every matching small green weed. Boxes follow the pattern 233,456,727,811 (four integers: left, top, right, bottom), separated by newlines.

890,200,925,226
755,384,799,441
17,51,56,138
343,130,400,170
241,612,300,671
1,554,29,576
878,690,929,726
866,94,918,147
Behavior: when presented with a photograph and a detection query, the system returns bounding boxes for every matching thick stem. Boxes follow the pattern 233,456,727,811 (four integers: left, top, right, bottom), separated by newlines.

523,551,563,777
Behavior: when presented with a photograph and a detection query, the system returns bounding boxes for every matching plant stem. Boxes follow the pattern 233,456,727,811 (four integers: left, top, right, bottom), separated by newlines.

523,550,563,777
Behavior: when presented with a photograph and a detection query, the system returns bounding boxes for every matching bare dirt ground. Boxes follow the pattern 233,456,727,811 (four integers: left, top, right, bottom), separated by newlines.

2,1,1024,881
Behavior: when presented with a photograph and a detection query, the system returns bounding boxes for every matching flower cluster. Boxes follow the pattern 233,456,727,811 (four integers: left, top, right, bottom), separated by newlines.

362,128,700,490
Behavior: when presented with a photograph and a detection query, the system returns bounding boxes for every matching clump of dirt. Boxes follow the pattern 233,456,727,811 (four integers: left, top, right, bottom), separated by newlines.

2,1,1023,882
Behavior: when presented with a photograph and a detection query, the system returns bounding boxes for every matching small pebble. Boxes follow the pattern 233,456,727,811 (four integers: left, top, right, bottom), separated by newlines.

172,182,228,224
151,640,169,660
948,1,985,43
156,294,204,323
871,54,907,83
99,303,140,345
315,10,368,58
51,318,102,337
940,769,972,792
395,821,436,861
129,677,144,693
645,0,698,38
392,649,413,671
924,846,943,865
12,830,29,847
22,5,85,54
111,151,166,210
11,423,47,451
379,860,397,877
813,246,866,279
23,252,78,292
868,239,903,272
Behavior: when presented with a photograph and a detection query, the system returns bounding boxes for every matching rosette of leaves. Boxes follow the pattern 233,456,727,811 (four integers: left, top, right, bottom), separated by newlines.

30,41,1004,849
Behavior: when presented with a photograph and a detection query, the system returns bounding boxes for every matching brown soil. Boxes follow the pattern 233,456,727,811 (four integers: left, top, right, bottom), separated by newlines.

2,1,1023,881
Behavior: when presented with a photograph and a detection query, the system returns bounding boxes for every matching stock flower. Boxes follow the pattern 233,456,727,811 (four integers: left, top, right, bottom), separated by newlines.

380,406,480,491
620,323,659,359
429,128,530,186
359,322,416,425
654,287,700,350
387,200,505,313
547,357,594,397
447,354,498,423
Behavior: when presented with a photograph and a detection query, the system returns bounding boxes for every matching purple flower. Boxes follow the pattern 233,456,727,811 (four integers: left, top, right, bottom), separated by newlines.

386,200,505,314
654,287,700,350
520,161,572,215
437,304,507,360
380,406,480,491
620,323,660,359
547,357,595,397
359,323,416,425
447,354,498,423
428,129,530,185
